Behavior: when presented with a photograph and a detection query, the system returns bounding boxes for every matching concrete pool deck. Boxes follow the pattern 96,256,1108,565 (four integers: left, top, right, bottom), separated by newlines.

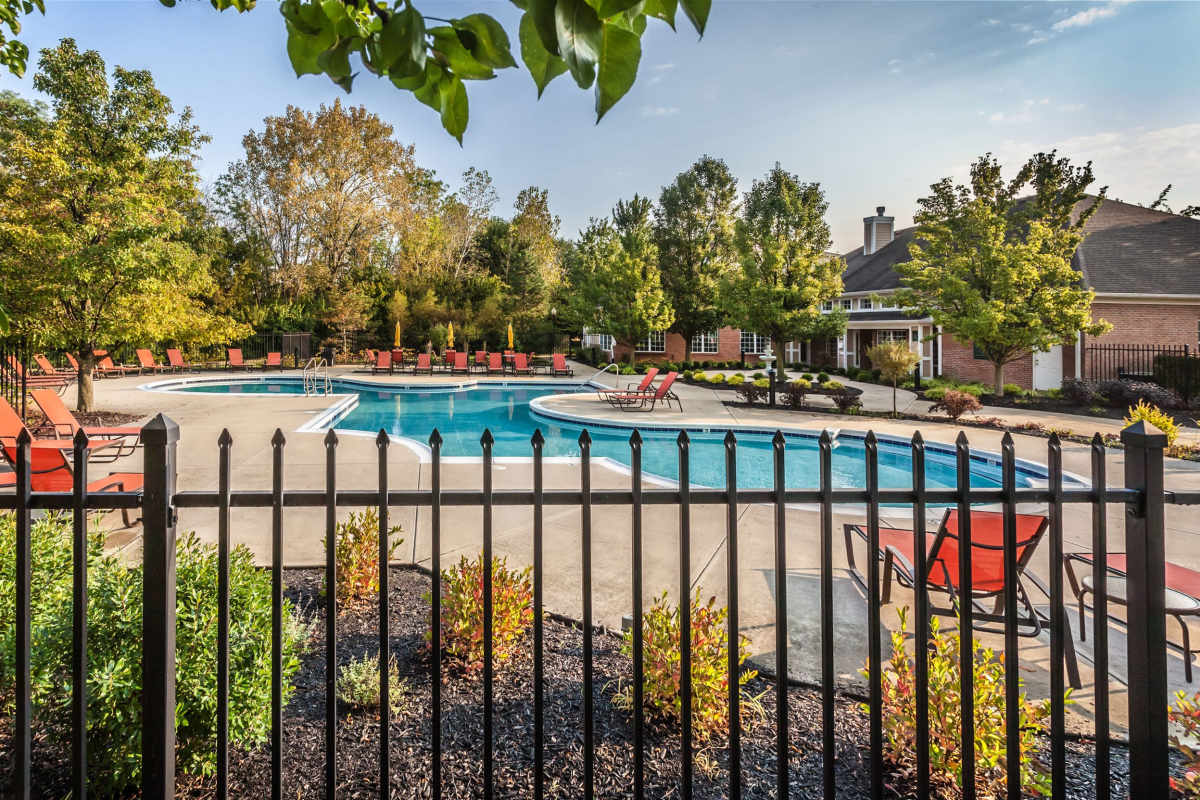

61,363,1200,733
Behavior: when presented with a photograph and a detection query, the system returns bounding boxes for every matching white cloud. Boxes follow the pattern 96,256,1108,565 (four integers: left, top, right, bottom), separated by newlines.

653,62,675,72
640,106,680,118
887,57,902,74
1052,0,1132,32
1026,31,1052,46
983,18,1002,26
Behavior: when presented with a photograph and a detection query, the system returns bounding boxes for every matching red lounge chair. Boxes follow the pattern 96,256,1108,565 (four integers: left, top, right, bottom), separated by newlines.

34,355,75,384
610,371,682,411
0,396,125,460
844,508,1081,689
363,348,377,366
95,355,136,378
452,352,469,374
265,352,283,370
227,348,254,371
413,353,432,375
442,349,456,373
372,350,392,375
598,368,658,400
31,388,141,454
487,352,503,374
1067,553,1200,682
6,355,71,392
472,351,488,374
512,353,535,375
135,349,169,374
166,348,194,372
551,353,574,377
0,443,143,526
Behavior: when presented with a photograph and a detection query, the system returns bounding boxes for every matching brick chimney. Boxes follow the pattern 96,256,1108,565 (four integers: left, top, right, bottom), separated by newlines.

863,205,895,256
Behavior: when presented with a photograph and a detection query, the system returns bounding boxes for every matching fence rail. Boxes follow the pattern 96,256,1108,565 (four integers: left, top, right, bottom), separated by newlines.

0,416,1179,799
0,337,29,419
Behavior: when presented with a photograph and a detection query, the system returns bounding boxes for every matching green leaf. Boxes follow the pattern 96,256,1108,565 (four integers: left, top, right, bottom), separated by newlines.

280,0,327,36
439,75,469,143
430,25,496,80
594,20,640,120
527,0,559,55
641,0,676,28
587,0,641,17
377,5,426,77
412,61,446,109
451,13,517,69
519,12,568,97
554,0,603,89
285,20,336,76
317,36,357,91
679,0,709,35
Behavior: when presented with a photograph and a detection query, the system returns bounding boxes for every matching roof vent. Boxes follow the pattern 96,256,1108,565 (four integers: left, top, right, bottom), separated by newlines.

863,205,896,256
876,206,885,216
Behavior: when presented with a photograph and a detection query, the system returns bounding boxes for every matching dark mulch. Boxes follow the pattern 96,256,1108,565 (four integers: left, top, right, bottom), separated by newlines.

9,567,1134,798
21,408,144,433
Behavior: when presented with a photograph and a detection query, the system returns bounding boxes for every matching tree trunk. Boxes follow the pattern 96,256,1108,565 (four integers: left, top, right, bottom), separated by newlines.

892,382,898,416
76,350,95,412
683,338,692,365
993,362,1005,397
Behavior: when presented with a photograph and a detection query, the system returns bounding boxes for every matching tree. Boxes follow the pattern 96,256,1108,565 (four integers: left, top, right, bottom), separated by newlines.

439,167,497,280
865,341,920,416
655,155,739,362
571,196,673,366
894,152,1111,396
725,164,846,364
324,285,372,354
1147,184,1200,218
0,39,245,410
2,0,711,142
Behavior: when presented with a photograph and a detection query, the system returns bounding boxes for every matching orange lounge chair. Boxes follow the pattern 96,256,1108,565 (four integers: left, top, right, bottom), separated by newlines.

136,349,169,374
511,353,535,376
30,388,141,456
472,351,488,374
265,352,283,370
34,355,76,384
452,352,469,375
166,349,194,372
844,508,1081,689
5,355,71,392
0,396,125,460
610,372,682,411
95,354,136,378
227,348,255,371
0,443,143,526
487,352,503,374
413,353,432,375
372,351,392,374
597,368,658,400
551,353,574,377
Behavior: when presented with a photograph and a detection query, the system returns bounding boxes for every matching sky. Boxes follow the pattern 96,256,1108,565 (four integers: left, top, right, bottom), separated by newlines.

2,0,1198,252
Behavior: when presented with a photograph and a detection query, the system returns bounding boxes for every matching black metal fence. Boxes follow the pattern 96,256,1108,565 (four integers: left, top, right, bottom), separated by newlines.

0,337,29,419
1085,342,1190,382
0,416,1186,799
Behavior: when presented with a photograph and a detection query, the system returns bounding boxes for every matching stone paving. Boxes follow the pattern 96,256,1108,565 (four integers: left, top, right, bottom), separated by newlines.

65,362,1200,734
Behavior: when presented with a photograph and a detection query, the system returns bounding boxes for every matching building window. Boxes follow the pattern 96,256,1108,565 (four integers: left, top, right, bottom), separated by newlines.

582,328,614,351
972,342,986,360
841,298,853,310
637,331,666,352
880,296,895,309
740,331,771,354
911,329,920,342
860,297,872,310
876,330,907,344
821,300,834,312
691,331,718,354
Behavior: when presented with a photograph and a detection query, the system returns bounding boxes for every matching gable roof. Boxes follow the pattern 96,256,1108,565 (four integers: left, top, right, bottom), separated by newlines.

840,198,1200,296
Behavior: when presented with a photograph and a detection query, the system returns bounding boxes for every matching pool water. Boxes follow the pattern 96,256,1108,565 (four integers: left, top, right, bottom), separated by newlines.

171,379,1033,490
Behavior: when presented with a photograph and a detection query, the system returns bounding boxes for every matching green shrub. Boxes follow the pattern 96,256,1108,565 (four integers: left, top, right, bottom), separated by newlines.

801,373,814,382
1002,383,1025,397
816,371,830,383
751,372,764,380
337,652,406,713
923,386,947,401
752,377,770,389
1124,399,1179,445
789,378,811,390
707,373,726,384
832,389,862,414
866,607,1056,797
426,554,533,673
324,508,403,608
0,514,310,791
726,374,745,386
782,380,809,408
619,364,636,375
691,371,707,383
820,379,844,390
616,591,759,739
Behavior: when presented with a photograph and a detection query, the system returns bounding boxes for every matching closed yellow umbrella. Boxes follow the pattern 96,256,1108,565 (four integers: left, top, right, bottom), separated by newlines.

507,322,514,350
447,321,455,349
393,321,401,348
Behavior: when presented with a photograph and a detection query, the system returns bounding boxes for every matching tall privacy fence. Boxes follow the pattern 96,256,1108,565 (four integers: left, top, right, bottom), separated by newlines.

1084,342,1200,401
0,415,1188,799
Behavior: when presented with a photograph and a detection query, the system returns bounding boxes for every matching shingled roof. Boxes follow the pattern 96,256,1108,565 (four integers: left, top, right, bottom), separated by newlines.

840,198,1200,296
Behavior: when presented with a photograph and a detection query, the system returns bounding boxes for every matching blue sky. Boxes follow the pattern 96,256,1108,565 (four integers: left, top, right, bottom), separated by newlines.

3,1,1198,251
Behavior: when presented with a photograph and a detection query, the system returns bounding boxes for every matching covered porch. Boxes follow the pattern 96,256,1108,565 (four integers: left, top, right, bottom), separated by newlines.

835,316,940,378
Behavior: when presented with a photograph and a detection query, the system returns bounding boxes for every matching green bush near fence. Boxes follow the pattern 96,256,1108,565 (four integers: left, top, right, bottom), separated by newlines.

0,512,311,792
1152,354,1200,402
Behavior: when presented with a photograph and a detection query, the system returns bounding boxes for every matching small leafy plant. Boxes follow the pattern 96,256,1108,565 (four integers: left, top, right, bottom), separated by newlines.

782,379,809,408
865,607,1057,798
931,389,983,421
1124,398,1179,445
735,383,765,405
337,652,406,713
1169,690,1200,797
425,554,534,673
615,591,762,739
324,507,404,608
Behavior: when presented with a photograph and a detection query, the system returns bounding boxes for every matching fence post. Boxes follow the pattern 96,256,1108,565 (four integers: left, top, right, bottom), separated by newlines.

141,413,180,800
1120,420,1169,795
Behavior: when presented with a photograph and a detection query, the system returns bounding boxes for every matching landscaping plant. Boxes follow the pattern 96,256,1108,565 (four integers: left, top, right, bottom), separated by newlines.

1123,398,1179,445
0,513,310,791
616,591,761,739
782,379,810,408
1169,690,1200,797
865,341,921,415
425,554,534,673
865,607,1056,798
324,507,404,608
930,389,983,421
337,652,407,713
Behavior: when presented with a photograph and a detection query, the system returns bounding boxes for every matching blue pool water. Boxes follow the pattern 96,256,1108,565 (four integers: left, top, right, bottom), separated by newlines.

169,379,1038,490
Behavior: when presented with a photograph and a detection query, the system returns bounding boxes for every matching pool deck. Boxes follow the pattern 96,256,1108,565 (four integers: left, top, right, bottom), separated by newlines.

70,362,1200,733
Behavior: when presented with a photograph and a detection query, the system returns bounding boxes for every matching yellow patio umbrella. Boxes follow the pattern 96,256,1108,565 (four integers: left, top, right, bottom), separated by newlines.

393,321,401,348
507,322,514,350
447,321,455,349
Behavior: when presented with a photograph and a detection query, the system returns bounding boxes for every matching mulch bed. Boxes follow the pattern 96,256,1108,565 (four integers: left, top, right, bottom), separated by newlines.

9,566,1133,798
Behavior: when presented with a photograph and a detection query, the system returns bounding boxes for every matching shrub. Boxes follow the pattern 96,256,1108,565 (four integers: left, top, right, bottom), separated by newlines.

690,371,707,383
616,591,759,739
337,652,406,713
782,380,809,408
1123,399,1179,445
801,373,814,382
735,383,765,405
752,377,770,389
867,608,1055,797
1097,379,1183,410
930,389,983,421
1002,383,1025,398
751,372,764,380
324,508,403,608
619,364,636,375
816,371,830,383
832,390,862,414
923,386,947,401
426,554,533,673
0,514,310,791
1060,379,1098,406
789,377,811,390
726,373,745,386
1171,691,1200,797
707,373,726,384
820,379,844,390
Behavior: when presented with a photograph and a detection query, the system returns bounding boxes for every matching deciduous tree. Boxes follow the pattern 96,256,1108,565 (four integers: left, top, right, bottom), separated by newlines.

895,152,1111,396
865,341,920,416
0,39,244,410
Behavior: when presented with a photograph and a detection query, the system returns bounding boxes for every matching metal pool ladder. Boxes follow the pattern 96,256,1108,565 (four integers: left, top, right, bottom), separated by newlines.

302,356,331,396
586,361,621,388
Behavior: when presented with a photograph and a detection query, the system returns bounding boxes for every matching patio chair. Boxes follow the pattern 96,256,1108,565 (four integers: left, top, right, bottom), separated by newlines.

0,396,126,462
551,353,574,377
265,352,283,370
452,352,470,375
413,353,433,375
443,349,456,372
1066,553,1200,682
227,348,255,371
512,353,535,376
0,443,143,527
487,352,503,374
372,350,392,375
30,388,141,457
363,348,377,367
166,349,195,372
472,351,488,374
135,349,170,374
94,353,137,378
597,368,659,400
34,355,76,384
844,508,1081,689
611,372,682,412
5,355,72,392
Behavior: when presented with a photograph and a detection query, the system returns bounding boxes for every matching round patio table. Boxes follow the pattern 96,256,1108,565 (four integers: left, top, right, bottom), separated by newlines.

1080,573,1200,681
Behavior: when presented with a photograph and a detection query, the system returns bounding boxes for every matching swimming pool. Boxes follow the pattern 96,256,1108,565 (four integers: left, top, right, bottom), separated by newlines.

155,377,1058,490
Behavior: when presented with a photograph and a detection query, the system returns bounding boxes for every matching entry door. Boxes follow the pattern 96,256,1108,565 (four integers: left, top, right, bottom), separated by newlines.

1032,345,1063,391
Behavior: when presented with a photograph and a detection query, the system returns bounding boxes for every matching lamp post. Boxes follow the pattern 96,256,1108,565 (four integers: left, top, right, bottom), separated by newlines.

762,350,777,408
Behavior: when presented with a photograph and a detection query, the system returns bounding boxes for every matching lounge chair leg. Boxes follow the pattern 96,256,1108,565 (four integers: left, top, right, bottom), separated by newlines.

881,549,895,605
1078,591,1088,642
1063,612,1082,690
1178,615,1193,683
